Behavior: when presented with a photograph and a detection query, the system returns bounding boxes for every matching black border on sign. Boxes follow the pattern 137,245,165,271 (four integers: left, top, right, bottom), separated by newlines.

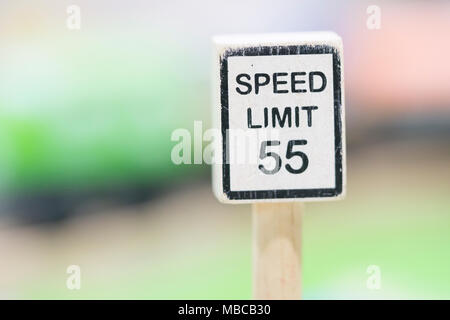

220,45,343,200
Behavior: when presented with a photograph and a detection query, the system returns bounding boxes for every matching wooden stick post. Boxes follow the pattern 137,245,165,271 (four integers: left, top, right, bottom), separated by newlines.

253,203,303,300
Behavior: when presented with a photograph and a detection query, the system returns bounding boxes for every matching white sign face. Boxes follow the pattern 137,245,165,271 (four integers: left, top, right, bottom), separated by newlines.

212,33,346,203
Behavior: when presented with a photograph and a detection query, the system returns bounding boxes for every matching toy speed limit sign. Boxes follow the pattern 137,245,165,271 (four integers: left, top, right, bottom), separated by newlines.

212,32,346,203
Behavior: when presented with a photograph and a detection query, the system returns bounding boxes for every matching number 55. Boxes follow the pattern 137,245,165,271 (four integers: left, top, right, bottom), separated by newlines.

258,140,309,175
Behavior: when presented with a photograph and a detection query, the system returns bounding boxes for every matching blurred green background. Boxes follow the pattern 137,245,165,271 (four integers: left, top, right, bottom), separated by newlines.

0,0,449,299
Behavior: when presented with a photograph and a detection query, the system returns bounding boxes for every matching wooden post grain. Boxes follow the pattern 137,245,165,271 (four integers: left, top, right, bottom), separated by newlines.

252,202,303,300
